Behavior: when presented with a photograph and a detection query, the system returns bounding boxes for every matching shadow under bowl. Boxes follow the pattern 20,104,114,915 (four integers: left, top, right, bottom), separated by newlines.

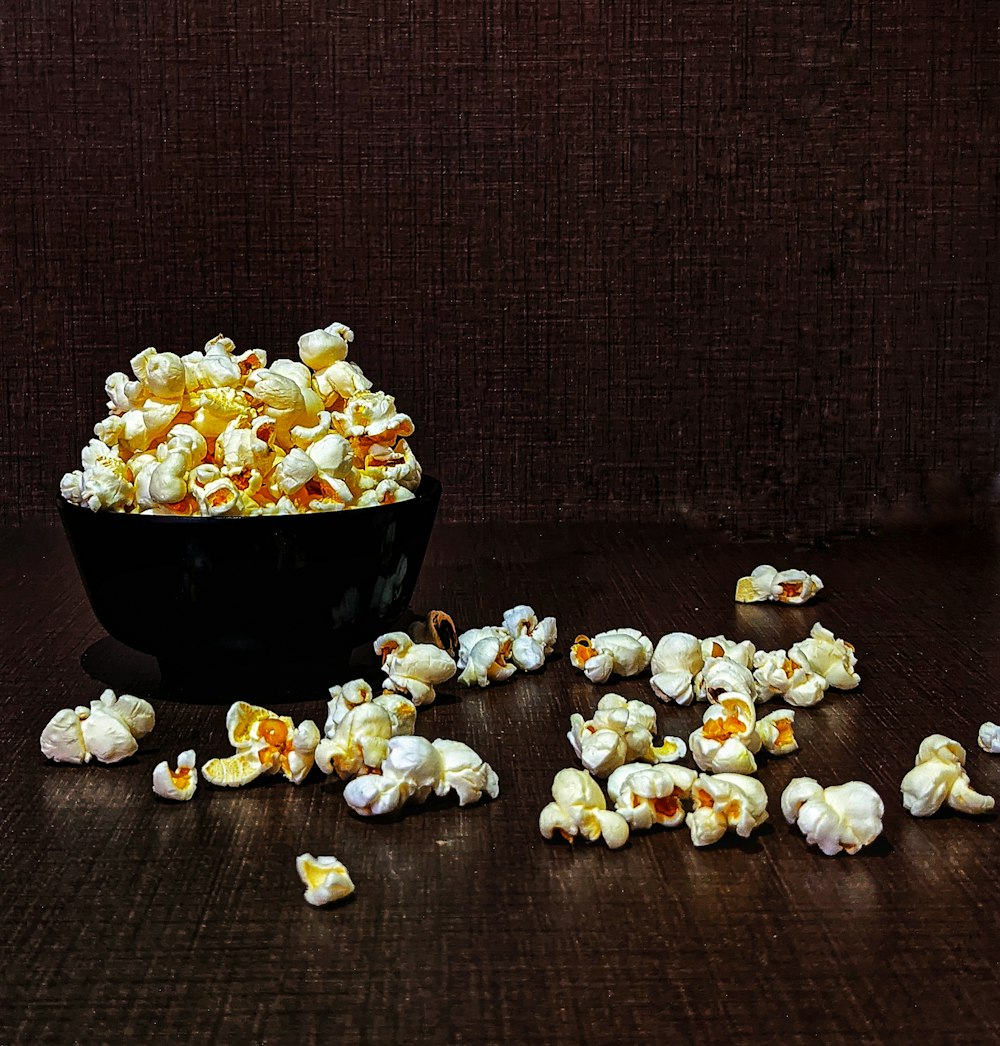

58,477,441,694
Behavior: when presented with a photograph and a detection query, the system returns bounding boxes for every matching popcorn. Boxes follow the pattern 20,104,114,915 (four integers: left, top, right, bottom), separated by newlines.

152,750,199,801
788,623,860,690
900,734,995,817
700,635,756,669
314,686,415,780
755,709,798,756
39,688,155,765
456,626,516,688
570,628,653,684
202,702,320,787
568,693,686,778
686,773,769,846
502,605,558,672
752,649,828,707
607,762,698,831
408,610,460,661
689,693,760,775
296,854,355,907
978,722,1000,754
538,768,630,849
375,632,457,706
649,632,703,705
696,657,757,705
61,324,424,516
342,735,498,816
735,565,824,605
781,777,884,855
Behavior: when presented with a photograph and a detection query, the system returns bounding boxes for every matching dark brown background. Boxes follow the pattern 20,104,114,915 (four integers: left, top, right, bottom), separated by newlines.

3,0,998,538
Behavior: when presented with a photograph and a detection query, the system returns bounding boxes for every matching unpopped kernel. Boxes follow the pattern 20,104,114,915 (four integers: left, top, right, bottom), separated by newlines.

60,325,424,515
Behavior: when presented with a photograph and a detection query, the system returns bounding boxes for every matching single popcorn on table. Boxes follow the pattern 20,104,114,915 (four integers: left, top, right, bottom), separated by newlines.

755,709,799,756
735,564,824,605
40,688,155,765
700,635,756,669
60,324,425,516
788,623,860,690
502,605,558,672
978,722,1000,754
568,693,686,778
570,628,653,684
538,768,630,849
201,702,320,787
315,703,397,780
696,656,757,705
649,632,703,705
342,735,498,816
689,693,761,775
606,762,698,831
152,750,199,801
456,626,516,688
752,649,828,707
296,854,355,907
375,632,457,706
781,778,883,856
900,734,995,817
686,772,769,847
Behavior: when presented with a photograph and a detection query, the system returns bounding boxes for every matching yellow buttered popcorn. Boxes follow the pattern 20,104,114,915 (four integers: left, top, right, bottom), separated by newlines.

60,324,424,516
202,702,320,787
152,750,199,801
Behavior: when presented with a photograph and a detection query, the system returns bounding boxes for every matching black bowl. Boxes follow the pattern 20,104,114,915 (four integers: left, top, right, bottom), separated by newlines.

58,477,441,693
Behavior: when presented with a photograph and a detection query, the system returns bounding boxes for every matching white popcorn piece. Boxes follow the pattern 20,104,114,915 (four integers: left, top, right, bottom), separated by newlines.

342,734,497,816
296,854,355,907
80,707,139,764
333,391,414,445
270,447,319,496
538,768,630,849
131,348,187,402
781,777,883,855
315,703,395,779
700,635,756,669
696,657,757,705
325,679,377,733
755,709,798,756
40,688,155,765
788,622,860,690
298,323,352,370
900,734,995,817
978,722,1000,754
354,478,416,509
686,772,769,846
39,707,91,764
375,632,457,706
152,750,199,801
456,627,516,688
735,564,824,605
568,693,685,778
607,762,698,831
202,702,320,787
689,693,760,775
502,605,557,672
359,439,423,493
89,688,155,740
570,628,653,684
752,649,828,707
649,632,703,705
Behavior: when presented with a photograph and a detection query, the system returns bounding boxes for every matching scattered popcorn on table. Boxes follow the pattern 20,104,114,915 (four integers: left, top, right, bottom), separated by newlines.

60,325,425,515
456,626,516,688
781,777,883,856
735,565,824,605
900,734,995,817
649,632,703,705
788,623,860,690
374,632,457,706
978,722,1000,754
152,750,198,801
296,854,355,907
202,702,320,787
752,650,829,707
343,735,498,816
606,762,698,831
570,629,653,684
408,610,460,661
686,773,769,847
568,693,686,778
689,693,761,775
538,768,630,849
39,688,155,765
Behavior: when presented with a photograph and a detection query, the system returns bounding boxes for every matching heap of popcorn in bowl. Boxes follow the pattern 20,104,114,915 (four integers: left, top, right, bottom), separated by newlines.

60,323,422,515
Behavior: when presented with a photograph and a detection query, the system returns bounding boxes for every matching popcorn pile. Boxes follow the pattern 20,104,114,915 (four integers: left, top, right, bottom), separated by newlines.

60,324,423,516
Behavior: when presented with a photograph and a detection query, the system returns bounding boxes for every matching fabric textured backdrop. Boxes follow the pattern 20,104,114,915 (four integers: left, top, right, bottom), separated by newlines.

3,0,997,539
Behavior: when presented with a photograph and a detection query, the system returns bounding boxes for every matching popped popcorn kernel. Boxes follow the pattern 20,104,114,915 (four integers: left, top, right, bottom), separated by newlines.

296,854,355,907
570,628,652,684
978,722,1000,754
539,768,630,849
202,702,320,787
375,632,457,706
568,693,686,778
900,734,995,817
735,564,824,605
685,772,769,847
39,688,155,766
152,750,199,801
781,777,883,855
607,762,698,831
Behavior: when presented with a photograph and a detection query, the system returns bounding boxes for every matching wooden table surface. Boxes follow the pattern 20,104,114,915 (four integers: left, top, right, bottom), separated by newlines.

3,519,1000,1045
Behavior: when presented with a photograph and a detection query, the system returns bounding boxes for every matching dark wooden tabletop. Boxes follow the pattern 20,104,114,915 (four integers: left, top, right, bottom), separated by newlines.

3,519,1000,1045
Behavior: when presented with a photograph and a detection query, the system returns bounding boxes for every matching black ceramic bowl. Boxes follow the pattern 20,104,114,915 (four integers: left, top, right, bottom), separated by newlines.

59,477,441,690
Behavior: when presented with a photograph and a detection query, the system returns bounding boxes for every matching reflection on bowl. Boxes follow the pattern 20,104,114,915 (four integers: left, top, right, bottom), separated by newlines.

59,477,441,693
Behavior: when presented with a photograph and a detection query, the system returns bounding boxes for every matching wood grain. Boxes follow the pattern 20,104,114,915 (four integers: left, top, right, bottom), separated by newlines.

3,519,1000,1043
2,0,998,538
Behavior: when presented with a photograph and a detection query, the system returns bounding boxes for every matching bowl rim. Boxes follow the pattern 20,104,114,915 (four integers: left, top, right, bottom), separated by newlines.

57,474,441,524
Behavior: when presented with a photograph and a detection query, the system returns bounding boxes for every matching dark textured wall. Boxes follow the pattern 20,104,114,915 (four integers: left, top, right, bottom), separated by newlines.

3,0,997,538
